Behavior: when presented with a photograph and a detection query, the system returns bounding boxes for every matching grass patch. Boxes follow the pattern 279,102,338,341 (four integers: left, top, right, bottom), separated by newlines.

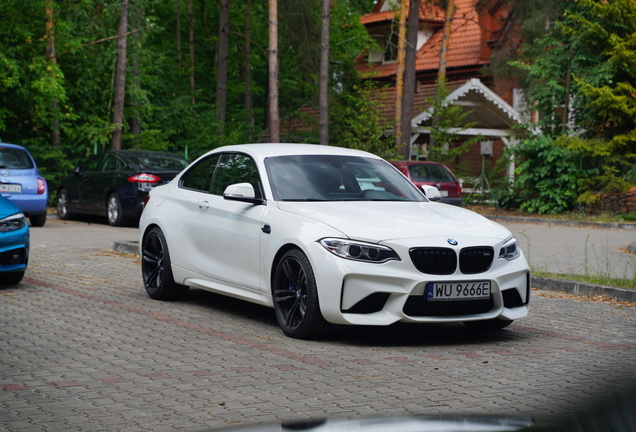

533,270,636,290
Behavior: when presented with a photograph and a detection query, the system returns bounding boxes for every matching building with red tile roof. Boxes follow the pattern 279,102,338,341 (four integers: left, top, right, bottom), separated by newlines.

263,0,527,187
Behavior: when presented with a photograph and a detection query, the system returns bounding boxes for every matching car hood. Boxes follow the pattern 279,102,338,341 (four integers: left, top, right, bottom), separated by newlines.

277,201,511,243
0,197,21,219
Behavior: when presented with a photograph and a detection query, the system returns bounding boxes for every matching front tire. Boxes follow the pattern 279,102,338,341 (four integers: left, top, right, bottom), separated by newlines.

273,249,329,339
1,271,25,286
141,227,188,300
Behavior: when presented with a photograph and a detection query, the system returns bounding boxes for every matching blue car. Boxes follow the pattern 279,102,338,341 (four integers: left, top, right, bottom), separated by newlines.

0,195,29,285
0,143,49,227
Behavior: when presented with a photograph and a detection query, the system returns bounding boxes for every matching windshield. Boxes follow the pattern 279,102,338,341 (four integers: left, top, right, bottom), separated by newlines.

265,155,426,202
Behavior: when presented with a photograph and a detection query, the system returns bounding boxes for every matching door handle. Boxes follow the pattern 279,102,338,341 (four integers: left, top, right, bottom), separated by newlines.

197,200,210,209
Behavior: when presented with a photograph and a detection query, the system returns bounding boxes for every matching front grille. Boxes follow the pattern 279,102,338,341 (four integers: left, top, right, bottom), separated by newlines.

409,248,456,275
403,295,494,317
459,247,494,274
410,246,495,275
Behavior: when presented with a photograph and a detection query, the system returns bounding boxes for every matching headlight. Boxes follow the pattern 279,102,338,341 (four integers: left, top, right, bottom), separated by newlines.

320,238,400,263
0,212,27,233
499,237,520,261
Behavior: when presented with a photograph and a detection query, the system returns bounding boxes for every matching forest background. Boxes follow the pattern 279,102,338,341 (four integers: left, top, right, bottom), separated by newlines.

0,0,634,215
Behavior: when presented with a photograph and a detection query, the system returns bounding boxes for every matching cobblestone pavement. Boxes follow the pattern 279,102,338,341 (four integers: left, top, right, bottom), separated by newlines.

1,218,635,431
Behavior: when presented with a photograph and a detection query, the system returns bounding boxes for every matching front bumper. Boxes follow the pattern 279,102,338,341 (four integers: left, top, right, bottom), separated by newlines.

308,238,531,326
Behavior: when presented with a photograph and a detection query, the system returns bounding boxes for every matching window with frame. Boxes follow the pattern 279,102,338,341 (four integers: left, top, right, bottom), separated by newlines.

210,153,262,198
179,154,220,193
384,32,399,62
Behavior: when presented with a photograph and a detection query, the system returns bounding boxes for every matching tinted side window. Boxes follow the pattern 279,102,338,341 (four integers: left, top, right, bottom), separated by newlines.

409,164,454,183
211,153,262,198
100,154,124,172
180,154,219,193
81,155,103,172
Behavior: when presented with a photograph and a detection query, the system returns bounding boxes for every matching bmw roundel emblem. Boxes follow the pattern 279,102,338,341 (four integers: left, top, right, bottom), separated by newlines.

447,239,458,246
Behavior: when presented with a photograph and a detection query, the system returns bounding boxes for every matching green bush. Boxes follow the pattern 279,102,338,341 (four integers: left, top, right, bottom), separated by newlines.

500,136,582,214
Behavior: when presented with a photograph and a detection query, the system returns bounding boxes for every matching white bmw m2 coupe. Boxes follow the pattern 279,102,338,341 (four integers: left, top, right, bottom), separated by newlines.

140,144,530,339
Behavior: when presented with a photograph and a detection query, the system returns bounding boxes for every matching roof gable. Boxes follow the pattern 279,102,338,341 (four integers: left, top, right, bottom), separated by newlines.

357,0,508,79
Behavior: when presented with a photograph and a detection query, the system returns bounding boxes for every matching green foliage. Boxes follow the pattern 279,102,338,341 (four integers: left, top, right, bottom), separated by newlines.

501,136,581,214
426,80,481,168
331,81,398,160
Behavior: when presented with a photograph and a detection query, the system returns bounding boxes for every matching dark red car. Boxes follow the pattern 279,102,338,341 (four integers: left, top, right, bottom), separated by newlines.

390,160,462,206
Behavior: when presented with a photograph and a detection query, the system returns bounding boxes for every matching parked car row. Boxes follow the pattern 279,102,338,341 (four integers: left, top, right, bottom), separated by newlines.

56,150,189,226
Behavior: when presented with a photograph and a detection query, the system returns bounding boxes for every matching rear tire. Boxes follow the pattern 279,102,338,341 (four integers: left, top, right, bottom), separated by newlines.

464,318,513,330
29,213,46,227
273,249,329,339
57,189,73,220
141,227,188,300
107,193,126,226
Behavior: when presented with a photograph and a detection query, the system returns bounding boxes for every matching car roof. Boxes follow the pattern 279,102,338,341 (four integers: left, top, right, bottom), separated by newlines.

206,143,382,160
0,142,30,151
391,160,446,166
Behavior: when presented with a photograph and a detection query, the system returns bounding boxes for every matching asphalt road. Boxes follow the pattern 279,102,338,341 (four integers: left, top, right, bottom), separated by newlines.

499,220,636,280
0,217,634,431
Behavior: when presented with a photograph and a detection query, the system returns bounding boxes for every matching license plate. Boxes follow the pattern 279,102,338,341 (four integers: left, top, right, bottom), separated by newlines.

427,281,491,301
0,184,21,193
440,190,448,197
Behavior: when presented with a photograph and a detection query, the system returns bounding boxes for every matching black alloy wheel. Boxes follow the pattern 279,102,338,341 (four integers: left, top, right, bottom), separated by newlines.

141,227,188,300
273,249,328,339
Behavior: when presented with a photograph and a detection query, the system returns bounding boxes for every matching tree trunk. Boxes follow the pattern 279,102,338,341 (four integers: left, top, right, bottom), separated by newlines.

216,0,230,135
188,0,196,108
176,0,182,79
394,0,409,149
244,0,254,136
268,0,280,143
44,1,60,147
431,0,455,150
319,0,330,145
130,1,141,147
399,0,420,159
437,0,455,82
111,0,129,151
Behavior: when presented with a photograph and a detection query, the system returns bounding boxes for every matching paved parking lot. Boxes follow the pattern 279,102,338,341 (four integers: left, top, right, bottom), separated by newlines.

1,218,635,431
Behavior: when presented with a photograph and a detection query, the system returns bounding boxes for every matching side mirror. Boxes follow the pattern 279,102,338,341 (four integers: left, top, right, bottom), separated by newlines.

421,185,442,202
223,183,265,205
73,166,81,176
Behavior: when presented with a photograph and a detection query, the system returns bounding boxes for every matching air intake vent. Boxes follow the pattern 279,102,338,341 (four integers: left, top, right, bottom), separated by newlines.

403,295,494,317
409,248,457,275
459,247,494,274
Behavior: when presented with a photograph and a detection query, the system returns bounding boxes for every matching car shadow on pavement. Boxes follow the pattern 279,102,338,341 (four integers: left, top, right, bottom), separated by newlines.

183,288,528,347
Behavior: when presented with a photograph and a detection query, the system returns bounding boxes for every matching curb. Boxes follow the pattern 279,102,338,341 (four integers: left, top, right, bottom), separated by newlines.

113,240,140,255
532,275,636,303
114,241,635,304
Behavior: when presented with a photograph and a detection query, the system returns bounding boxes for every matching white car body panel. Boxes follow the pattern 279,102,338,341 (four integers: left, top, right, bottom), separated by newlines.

140,143,530,332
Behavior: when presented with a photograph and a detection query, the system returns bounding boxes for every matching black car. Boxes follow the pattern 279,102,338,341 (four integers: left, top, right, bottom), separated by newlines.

57,150,189,226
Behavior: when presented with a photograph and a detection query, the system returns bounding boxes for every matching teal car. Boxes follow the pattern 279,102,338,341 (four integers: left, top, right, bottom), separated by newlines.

0,195,29,285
